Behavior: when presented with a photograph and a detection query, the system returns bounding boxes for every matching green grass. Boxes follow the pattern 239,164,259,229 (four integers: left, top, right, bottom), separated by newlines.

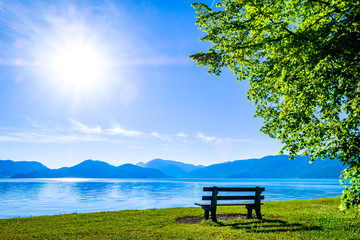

0,197,359,239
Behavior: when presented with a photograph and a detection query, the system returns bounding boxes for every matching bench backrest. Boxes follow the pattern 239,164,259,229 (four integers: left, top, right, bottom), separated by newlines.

202,186,265,207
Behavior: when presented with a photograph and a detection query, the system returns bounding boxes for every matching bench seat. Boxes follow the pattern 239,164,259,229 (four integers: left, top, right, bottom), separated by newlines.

195,186,265,222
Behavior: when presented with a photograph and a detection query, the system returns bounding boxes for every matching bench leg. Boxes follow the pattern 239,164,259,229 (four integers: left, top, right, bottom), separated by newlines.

202,206,211,220
255,207,262,220
204,210,209,220
211,208,217,222
246,205,253,219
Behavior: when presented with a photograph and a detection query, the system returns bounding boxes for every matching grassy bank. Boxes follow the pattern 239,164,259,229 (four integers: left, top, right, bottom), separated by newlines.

0,197,359,239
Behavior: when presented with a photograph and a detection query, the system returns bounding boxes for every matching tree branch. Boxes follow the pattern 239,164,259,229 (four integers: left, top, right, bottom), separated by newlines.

308,0,341,13
248,0,297,38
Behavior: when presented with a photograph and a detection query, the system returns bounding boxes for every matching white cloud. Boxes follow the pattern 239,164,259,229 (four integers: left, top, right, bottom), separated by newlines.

53,134,107,143
106,125,143,137
197,132,254,145
0,135,21,142
151,132,172,142
197,132,218,143
70,120,143,138
70,119,102,134
0,131,107,144
176,132,188,138
0,119,146,144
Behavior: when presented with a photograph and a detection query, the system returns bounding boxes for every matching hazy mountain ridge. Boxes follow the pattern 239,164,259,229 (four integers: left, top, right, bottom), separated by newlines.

11,160,169,178
1,155,346,179
184,155,345,178
0,160,48,178
136,158,204,177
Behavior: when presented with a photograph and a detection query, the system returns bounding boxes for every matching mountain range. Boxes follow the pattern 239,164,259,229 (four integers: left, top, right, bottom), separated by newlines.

10,160,168,178
0,155,346,179
0,160,48,178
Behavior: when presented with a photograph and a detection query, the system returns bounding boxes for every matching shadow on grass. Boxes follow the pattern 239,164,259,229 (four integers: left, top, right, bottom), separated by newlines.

177,214,322,233
214,218,322,233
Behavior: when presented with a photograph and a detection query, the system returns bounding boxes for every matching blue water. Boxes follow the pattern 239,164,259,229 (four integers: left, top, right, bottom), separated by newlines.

0,178,342,219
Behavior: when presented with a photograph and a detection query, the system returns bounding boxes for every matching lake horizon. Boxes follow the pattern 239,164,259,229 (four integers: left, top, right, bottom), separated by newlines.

0,178,342,219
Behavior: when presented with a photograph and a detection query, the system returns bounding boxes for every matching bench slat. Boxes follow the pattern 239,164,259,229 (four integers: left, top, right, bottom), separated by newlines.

195,202,263,206
202,195,264,201
203,187,265,192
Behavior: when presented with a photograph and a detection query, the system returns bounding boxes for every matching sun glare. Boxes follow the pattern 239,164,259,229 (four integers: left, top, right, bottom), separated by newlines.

28,7,120,106
48,39,107,91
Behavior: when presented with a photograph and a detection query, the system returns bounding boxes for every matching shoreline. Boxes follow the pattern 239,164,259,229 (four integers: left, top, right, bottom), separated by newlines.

0,196,342,220
1,197,359,239
0,178,343,219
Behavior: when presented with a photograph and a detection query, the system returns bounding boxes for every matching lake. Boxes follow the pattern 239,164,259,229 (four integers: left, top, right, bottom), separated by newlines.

0,178,342,219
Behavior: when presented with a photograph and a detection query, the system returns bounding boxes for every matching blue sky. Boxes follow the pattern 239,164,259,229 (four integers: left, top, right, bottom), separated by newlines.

0,0,283,168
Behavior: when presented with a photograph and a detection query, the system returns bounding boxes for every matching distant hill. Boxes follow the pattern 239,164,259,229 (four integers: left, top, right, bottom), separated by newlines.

12,160,169,178
0,160,48,178
184,155,346,178
137,158,204,177
3,155,346,179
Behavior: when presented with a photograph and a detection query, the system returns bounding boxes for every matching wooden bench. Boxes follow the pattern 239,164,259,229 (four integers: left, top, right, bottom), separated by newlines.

195,186,265,222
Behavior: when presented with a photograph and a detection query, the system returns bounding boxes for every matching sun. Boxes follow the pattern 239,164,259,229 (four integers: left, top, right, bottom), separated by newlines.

23,5,124,109
48,38,107,92
31,26,117,109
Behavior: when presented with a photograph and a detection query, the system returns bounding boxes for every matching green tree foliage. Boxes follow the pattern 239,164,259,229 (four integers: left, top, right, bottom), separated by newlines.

190,0,360,209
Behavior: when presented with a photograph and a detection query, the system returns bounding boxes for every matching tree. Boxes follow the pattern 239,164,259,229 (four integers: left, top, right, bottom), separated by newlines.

190,0,360,209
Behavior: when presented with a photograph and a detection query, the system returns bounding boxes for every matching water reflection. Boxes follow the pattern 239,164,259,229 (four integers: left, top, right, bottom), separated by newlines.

0,178,343,219
0,181,45,200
